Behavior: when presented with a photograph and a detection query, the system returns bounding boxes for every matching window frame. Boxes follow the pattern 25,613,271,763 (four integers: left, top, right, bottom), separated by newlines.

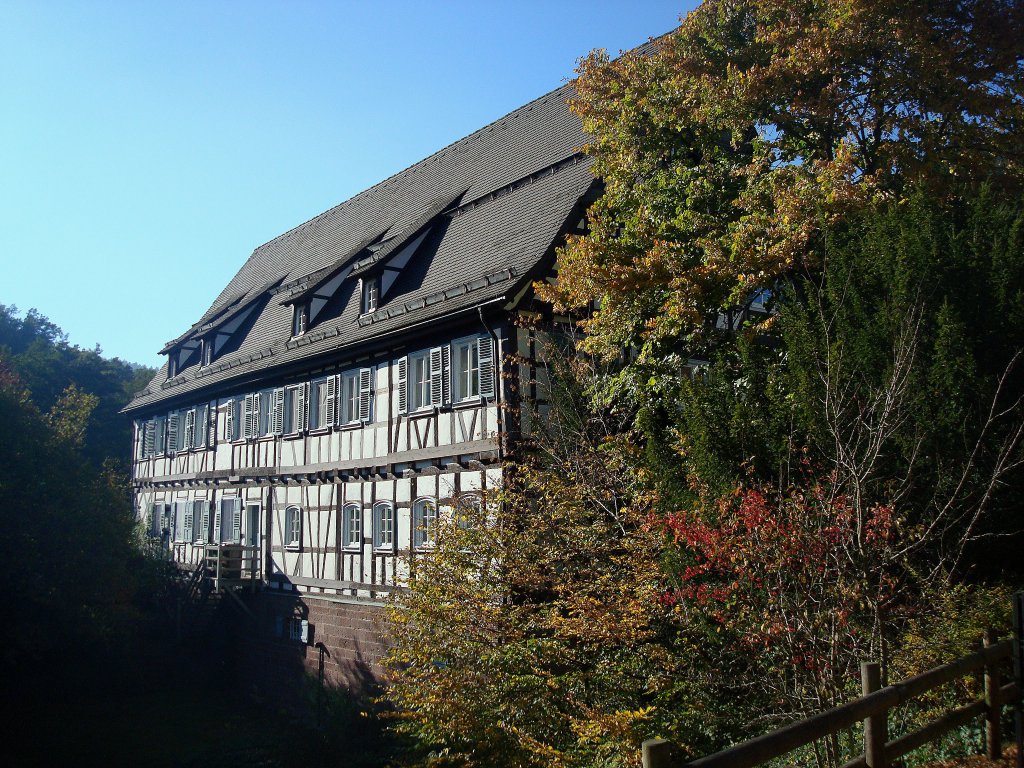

342,503,362,550
413,497,437,550
284,505,302,550
372,501,395,551
283,384,306,436
341,370,361,425
308,376,336,431
292,303,309,337
452,337,481,403
361,276,380,315
407,351,432,412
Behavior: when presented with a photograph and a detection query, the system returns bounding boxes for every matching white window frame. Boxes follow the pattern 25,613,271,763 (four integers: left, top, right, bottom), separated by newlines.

342,503,362,550
293,304,309,337
341,371,361,425
373,502,395,551
309,376,336,430
283,384,306,435
413,497,437,550
285,505,302,549
452,337,481,402
408,351,432,412
361,276,379,314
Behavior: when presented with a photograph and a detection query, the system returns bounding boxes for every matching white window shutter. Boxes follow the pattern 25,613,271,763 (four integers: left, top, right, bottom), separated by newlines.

397,356,408,415
358,367,372,423
324,376,337,426
298,383,308,432
143,421,155,457
183,504,194,542
183,409,195,450
441,345,451,405
429,347,443,407
225,400,235,441
478,336,495,399
271,388,285,435
243,394,256,439
197,405,209,447
242,397,252,438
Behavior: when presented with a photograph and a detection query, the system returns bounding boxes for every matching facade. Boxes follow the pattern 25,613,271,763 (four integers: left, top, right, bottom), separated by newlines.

124,81,595,688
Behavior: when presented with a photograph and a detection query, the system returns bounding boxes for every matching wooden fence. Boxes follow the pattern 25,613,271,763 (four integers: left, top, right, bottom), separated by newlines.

644,592,1024,768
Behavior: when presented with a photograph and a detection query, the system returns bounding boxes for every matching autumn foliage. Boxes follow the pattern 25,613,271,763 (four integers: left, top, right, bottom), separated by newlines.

387,3,1024,766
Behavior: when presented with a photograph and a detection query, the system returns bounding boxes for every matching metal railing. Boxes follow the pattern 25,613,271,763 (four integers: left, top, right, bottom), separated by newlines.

202,543,260,591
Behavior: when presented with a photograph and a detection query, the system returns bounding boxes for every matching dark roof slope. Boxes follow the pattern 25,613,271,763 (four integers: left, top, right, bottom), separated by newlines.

125,82,592,414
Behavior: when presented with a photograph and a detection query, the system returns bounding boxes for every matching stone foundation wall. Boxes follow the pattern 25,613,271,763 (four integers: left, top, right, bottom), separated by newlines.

233,589,391,709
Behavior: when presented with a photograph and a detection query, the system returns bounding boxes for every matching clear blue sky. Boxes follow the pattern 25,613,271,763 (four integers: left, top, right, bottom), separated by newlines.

0,1,696,367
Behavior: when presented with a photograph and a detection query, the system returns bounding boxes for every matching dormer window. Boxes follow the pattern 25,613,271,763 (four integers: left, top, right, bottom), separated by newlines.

361,276,380,315
201,338,213,367
293,303,309,337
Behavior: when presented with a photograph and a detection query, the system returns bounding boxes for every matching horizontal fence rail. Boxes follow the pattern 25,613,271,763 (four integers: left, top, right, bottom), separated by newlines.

644,601,1024,768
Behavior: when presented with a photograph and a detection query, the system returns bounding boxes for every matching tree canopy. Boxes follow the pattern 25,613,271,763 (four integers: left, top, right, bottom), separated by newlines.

388,3,1024,766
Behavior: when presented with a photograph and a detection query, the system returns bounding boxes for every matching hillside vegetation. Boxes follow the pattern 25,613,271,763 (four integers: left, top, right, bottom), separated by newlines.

0,304,158,686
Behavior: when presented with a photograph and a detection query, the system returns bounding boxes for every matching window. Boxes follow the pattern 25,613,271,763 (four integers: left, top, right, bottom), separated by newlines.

454,494,481,530
219,497,242,544
413,498,437,549
309,376,336,429
148,502,169,538
373,502,394,550
342,371,360,424
288,617,309,643
341,368,373,424
181,405,208,449
293,304,309,336
342,504,362,549
173,500,193,542
201,338,213,367
283,384,307,435
193,500,209,543
407,351,432,412
361,276,380,314
453,336,495,402
453,338,479,401
285,505,302,548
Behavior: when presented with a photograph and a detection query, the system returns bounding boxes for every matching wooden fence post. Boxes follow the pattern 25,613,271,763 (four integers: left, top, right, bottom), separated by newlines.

983,629,1002,761
862,661,887,768
642,738,674,768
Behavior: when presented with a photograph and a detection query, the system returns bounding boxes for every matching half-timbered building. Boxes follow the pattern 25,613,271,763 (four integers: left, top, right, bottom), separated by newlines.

123,80,595,688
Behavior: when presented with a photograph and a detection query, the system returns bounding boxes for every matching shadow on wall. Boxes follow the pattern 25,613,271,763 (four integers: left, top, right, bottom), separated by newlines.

231,581,391,717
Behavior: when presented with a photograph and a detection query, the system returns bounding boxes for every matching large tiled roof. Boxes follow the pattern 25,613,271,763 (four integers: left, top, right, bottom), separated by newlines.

125,81,594,414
